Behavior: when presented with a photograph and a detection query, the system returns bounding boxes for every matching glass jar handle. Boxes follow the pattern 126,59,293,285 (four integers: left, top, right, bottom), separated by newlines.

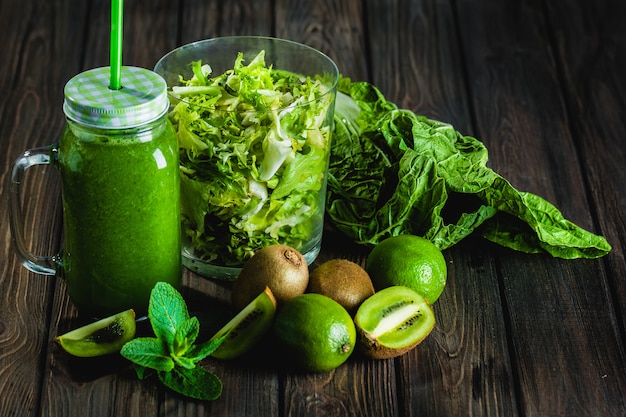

8,146,59,275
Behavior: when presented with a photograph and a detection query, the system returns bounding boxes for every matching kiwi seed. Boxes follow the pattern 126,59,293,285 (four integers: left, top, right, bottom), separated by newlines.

354,286,436,359
211,287,277,360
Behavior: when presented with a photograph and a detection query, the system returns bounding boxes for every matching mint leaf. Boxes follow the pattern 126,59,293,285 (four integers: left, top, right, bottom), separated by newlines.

120,337,175,372
133,365,153,380
185,334,227,363
122,282,224,400
172,354,197,370
148,282,190,350
173,316,200,357
158,366,223,401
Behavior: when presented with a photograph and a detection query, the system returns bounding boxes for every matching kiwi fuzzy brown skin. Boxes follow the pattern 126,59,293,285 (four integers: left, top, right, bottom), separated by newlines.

231,245,309,311
357,328,424,360
354,286,436,360
307,259,375,314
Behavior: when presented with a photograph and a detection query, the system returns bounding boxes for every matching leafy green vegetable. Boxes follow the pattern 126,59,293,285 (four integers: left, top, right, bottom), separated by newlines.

159,366,223,401
121,282,226,400
168,51,336,266
327,78,611,259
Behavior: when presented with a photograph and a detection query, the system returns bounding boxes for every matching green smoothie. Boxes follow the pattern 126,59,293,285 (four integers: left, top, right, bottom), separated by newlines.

57,117,181,317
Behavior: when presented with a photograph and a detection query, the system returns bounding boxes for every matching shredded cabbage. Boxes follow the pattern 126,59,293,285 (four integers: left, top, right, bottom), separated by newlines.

168,51,334,266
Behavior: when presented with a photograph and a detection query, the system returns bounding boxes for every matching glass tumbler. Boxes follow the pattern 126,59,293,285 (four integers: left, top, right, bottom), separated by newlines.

155,36,339,280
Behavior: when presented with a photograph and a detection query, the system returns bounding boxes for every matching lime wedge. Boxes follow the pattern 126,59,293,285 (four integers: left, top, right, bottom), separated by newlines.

55,309,137,357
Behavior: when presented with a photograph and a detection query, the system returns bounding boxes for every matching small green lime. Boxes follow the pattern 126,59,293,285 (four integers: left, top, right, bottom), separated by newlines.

366,235,447,303
55,309,137,357
273,293,356,372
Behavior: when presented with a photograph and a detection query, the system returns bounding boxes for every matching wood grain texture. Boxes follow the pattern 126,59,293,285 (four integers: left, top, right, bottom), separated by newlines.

0,0,625,416
276,0,367,82
455,0,626,415
546,0,626,339
0,1,74,417
180,0,273,44
364,0,472,131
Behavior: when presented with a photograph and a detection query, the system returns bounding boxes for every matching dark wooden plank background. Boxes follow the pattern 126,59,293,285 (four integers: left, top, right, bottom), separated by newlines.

1,0,624,416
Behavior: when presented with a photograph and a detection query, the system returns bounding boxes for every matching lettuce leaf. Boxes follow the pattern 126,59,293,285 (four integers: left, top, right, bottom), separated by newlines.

168,51,334,266
327,78,611,259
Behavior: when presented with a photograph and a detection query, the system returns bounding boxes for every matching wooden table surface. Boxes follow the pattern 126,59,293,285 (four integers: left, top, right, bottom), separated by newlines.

1,0,625,416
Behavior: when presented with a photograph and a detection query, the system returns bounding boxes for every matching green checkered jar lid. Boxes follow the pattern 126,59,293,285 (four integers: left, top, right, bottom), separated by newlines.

63,66,169,129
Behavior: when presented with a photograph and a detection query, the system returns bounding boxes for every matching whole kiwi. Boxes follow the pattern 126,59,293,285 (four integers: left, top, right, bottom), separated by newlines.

307,259,375,313
231,245,309,310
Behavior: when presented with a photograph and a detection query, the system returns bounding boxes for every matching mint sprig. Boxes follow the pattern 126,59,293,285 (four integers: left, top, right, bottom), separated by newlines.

121,282,226,400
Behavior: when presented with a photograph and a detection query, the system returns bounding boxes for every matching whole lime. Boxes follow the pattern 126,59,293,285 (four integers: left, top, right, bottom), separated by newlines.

273,293,356,372
365,235,447,303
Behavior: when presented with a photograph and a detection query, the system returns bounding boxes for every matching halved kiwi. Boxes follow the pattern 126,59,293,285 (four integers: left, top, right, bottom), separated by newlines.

354,286,435,359
55,309,137,357
210,287,277,360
